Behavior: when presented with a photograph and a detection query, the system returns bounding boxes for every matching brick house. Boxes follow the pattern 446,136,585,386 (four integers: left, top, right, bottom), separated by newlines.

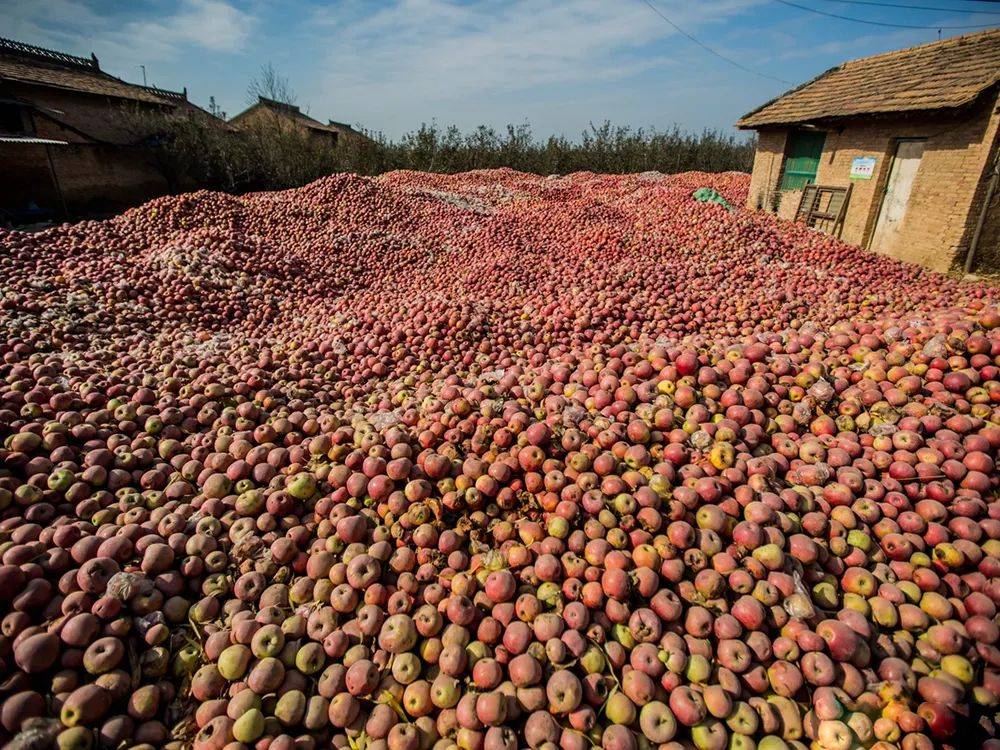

737,29,1000,273
0,37,207,223
228,96,364,146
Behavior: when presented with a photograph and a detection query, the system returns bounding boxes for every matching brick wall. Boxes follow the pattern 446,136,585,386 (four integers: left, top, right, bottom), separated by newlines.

16,83,156,143
51,145,168,210
1,142,169,217
776,189,803,221
2,83,173,219
815,93,999,271
963,109,1000,272
744,90,1000,273
746,129,786,211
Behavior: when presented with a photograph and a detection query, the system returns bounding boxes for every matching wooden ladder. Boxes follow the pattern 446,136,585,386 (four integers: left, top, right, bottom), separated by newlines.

795,184,852,239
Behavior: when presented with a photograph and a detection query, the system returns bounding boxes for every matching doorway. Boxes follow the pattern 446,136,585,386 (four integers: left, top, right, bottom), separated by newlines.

780,130,826,191
869,138,925,254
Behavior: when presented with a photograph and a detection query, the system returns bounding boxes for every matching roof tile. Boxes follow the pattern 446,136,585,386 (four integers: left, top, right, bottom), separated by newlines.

231,97,349,136
738,29,1000,128
0,38,171,105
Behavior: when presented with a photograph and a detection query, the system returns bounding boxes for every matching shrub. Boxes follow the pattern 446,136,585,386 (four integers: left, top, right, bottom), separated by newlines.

121,108,754,195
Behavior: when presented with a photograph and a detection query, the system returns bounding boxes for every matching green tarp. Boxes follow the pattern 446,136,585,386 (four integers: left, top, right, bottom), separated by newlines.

692,187,732,211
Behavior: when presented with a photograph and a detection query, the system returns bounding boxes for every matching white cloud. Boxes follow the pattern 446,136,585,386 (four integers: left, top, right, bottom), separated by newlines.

301,0,763,130
123,0,256,56
2,0,256,65
1,0,105,53
0,0,776,134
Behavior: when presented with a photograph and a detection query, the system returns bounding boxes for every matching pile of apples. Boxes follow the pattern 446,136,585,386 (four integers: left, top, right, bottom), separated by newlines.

0,169,997,750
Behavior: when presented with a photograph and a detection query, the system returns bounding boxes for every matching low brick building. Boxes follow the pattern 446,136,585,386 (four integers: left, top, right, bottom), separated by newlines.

229,97,364,146
737,29,1000,273
0,37,205,223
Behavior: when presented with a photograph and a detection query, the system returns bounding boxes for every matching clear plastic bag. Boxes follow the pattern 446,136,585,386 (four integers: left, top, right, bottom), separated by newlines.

106,571,153,602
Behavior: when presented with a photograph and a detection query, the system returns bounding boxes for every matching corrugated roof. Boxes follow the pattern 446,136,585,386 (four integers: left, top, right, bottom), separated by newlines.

738,28,1000,129
0,37,171,105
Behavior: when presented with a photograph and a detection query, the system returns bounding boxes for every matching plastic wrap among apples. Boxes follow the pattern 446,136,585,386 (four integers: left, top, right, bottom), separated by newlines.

0,169,998,750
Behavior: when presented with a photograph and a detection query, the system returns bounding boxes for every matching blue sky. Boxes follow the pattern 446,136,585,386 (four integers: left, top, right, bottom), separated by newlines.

4,0,998,139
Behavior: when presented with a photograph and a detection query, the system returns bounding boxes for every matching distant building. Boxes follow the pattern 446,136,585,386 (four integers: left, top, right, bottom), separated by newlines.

737,29,1000,273
0,36,210,223
229,96,366,147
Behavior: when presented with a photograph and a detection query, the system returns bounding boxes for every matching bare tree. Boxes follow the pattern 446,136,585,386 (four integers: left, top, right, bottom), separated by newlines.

247,63,297,105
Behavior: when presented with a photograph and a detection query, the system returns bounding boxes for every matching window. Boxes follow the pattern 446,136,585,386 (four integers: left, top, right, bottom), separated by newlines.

0,102,26,135
780,130,826,191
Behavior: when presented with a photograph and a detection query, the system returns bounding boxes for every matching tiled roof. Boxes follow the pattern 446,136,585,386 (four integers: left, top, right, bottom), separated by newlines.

230,97,345,135
738,28,1000,128
327,119,361,133
0,37,171,105
267,97,340,134
134,83,189,103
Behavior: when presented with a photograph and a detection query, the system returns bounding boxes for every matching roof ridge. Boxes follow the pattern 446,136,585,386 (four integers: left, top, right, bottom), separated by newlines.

0,47,187,107
258,96,301,114
134,82,188,102
296,110,324,126
0,36,98,71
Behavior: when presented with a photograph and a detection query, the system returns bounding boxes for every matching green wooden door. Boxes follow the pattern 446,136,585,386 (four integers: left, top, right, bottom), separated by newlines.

780,130,826,190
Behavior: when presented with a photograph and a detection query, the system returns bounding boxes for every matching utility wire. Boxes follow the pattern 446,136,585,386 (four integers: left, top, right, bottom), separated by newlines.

818,0,1000,13
639,0,792,84
775,0,1000,27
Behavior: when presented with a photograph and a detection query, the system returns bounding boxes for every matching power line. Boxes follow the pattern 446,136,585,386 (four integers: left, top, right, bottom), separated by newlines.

818,0,1000,13
775,0,1000,27
639,0,792,84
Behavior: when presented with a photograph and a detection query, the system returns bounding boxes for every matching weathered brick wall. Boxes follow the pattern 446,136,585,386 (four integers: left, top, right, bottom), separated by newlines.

963,111,1000,273
746,129,786,211
1,142,169,217
3,83,173,218
744,92,1000,272
777,189,803,221
50,145,168,210
813,93,999,271
16,83,155,143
